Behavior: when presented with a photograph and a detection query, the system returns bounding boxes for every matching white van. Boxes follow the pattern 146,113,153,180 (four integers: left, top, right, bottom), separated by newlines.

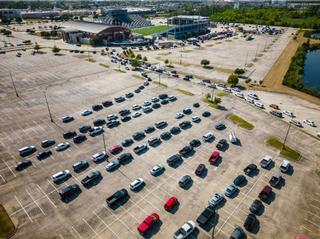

229,131,237,144
280,160,290,173
52,170,70,183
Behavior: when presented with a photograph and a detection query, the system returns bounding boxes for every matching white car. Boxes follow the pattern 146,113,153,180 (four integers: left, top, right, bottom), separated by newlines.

290,118,302,127
173,221,196,239
229,131,237,144
55,142,70,151
105,160,120,171
132,111,142,118
208,193,224,208
303,119,316,127
235,92,244,98
92,151,107,163
150,164,164,176
203,132,214,142
283,110,294,118
192,116,200,122
107,114,118,121
81,109,92,116
130,178,144,190
175,112,184,119
254,102,264,108
132,104,141,111
280,160,290,173
260,155,273,168
248,92,259,100
52,170,70,183
245,97,254,104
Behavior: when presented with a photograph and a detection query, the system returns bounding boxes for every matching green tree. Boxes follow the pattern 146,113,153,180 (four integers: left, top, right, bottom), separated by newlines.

164,59,169,65
136,54,142,60
227,74,239,86
90,36,103,46
130,59,141,68
143,56,148,62
213,97,221,105
52,45,60,54
201,59,210,68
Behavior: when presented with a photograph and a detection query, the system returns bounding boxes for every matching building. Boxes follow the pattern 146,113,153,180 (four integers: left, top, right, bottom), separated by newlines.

0,9,21,21
160,16,210,39
95,8,152,29
21,9,92,19
60,21,131,44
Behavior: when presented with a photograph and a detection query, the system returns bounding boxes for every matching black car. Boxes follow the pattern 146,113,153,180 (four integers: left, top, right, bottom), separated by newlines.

167,154,182,166
37,150,52,160
160,99,169,105
249,199,263,215
179,175,192,188
122,138,134,147
190,139,201,147
121,116,131,122
118,153,133,164
73,134,87,144
159,93,168,99
41,139,55,148
193,102,200,108
155,121,167,129
233,175,246,186
92,104,103,111
139,85,145,90
79,125,92,133
152,103,161,109
202,111,211,117
125,92,134,98
107,120,120,128
15,160,32,171
62,116,74,123
216,139,228,150
63,131,77,139
114,96,125,103
81,171,102,187
179,146,193,156
148,137,161,147
215,123,226,130
93,119,106,127
244,213,257,232
102,100,113,107
244,164,257,176
59,184,81,200
133,131,145,140
183,108,192,115
119,109,130,116
160,131,171,140
73,160,89,172
170,126,181,135
144,126,156,134
134,89,141,93
179,121,192,129
230,227,246,239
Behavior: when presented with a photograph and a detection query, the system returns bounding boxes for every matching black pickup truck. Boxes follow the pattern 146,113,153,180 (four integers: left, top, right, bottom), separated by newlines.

106,189,128,207
196,206,215,226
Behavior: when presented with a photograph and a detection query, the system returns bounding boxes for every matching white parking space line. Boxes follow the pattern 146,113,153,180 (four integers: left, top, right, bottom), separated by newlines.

25,189,45,216
59,234,64,239
215,171,267,236
47,179,59,192
304,218,320,229
93,211,121,239
197,226,212,238
14,195,33,223
82,218,102,239
301,225,315,233
311,198,320,204
0,174,6,183
71,226,83,239
1,159,16,177
310,204,320,211
36,184,57,208
307,211,320,220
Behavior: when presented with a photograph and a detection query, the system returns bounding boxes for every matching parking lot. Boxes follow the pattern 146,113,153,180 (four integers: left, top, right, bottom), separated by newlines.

0,37,320,239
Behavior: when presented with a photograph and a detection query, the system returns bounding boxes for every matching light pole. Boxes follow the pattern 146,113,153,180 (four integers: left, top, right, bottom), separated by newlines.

44,87,54,123
9,71,19,97
282,122,292,151
102,132,108,162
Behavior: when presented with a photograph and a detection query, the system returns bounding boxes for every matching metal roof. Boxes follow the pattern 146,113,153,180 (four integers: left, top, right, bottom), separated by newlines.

62,21,123,34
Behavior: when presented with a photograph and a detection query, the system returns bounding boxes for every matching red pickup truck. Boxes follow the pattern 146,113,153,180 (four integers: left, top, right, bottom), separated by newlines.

209,151,220,165
258,185,272,202
137,213,160,235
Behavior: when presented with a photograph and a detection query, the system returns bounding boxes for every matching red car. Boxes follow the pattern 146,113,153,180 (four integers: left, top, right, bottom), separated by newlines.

164,196,178,211
209,151,220,164
258,185,272,202
109,145,123,155
137,213,160,235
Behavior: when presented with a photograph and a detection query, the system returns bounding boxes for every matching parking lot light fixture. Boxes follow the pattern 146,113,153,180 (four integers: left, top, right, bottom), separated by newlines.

43,88,53,123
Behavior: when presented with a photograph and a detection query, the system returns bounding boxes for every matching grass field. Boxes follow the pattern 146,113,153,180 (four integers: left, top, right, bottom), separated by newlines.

228,114,254,130
132,25,171,36
176,89,194,96
153,81,168,88
266,137,301,161
0,204,15,238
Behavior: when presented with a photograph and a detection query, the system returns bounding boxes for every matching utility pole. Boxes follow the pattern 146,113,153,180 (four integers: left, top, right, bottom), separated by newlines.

9,71,19,97
44,88,53,123
180,53,182,64
282,122,291,151
102,132,108,162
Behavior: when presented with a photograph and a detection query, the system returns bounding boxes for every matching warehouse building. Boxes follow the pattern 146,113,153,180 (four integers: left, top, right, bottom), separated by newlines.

60,21,131,44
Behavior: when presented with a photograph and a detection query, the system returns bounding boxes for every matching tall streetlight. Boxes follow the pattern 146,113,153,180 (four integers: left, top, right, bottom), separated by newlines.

282,122,292,151
102,132,108,162
9,71,19,97
44,87,54,123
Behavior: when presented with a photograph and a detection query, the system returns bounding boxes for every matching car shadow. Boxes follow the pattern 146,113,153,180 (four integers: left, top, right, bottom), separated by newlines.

227,189,240,199
143,220,163,239
250,218,260,234
218,143,229,152
168,202,180,214
150,141,162,148
182,150,195,158
189,227,200,238
284,166,294,176
213,156,223,167
201,212,219,232
236,178,248,188
181,180,193,190
254,204,265,216
265,161,275,170
198,168,208,179
132,183,145,193
109,195,130,210
119,157,133,165
135,147,149,155
264,191,276,205
83,176,103,189
170,159,183,169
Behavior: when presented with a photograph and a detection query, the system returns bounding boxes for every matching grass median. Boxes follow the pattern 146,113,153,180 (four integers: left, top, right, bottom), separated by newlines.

0,204,15,239
266,137,301,161
153,81,168,88
228,114,254,130
176,89,194,96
